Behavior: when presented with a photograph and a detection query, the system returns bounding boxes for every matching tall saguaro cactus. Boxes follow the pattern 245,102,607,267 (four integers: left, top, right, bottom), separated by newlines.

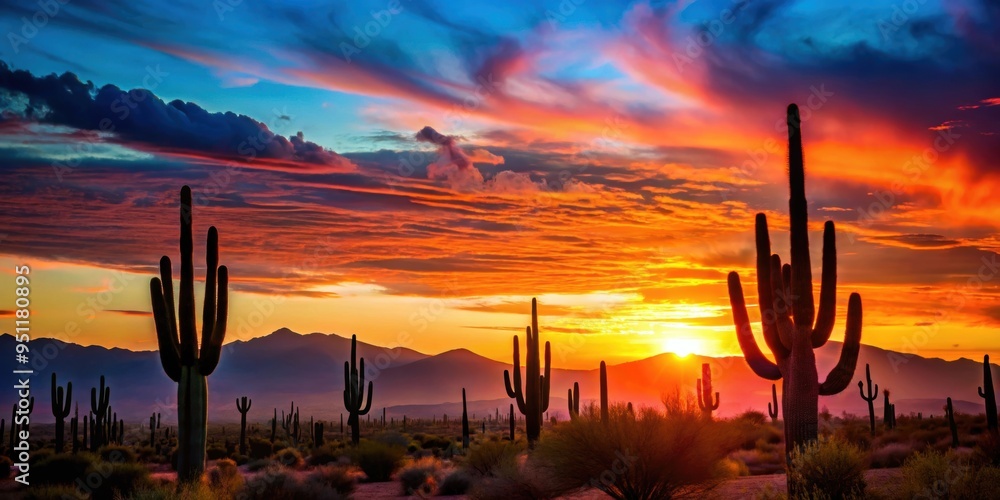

768,384,779,423
727,104,863,460
883,390,894,431
697,363,719,420
858,363,879,436
149,185,230,483
236,396,251,455
568,382,580,420
344,334,373,445
600,361,609,425
90,376,109,451
51,373,72,453
461,389,470,449
508,404,515,441
504,298,551,445
979,354,998,433
945,397,959,448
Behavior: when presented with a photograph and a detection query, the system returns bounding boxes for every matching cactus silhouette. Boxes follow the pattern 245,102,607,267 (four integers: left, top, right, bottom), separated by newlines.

343,334,373,445
697,363,719,420
149,413,156,447
504,298,551,445
282,402,300,446
51,373,72,453
314,421,324,448
71,405,79,454
883,390,894,431
600,360,609,425
768,383,779,423
727,104,863,460
271,408,277,443
945,397,958,448
568,382,580,420
508,404,515,441
90,376,109,451
978,354,998,433
236,396,251,455
462,388,470,449
149,185,230,483
858,363,879,436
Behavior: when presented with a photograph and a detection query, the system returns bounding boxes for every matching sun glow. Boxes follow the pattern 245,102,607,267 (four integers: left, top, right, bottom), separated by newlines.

662,337,701,358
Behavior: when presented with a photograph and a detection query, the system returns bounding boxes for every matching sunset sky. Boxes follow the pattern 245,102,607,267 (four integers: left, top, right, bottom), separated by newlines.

1,0,998,369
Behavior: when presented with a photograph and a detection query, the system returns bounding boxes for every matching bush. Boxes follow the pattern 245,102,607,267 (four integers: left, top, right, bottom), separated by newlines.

240,464,303,500
32,452,97,486
399,457,442,496
209,458,244,497
275,447,304,469
420,434,453,450
788,436,867,500
352,440,405,482
532,404,739,500
900,449,970,499
0,455,11,479
469,461,557,500
89,462,153,500
466,440,523,477
870,442,916,468
207,445,229,460
373,431,410,448
248,437,273,459
308,443,344,466
247,458,277,472
951,464,1000,498
305,465,357,496
98,444,137,463
439,469,474,495
23,485,83,500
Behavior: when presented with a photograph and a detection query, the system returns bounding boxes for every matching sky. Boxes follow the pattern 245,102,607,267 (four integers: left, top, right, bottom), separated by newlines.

0,0,998,369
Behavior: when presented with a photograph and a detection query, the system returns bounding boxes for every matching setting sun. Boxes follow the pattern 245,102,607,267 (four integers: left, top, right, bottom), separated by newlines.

662,337,702,358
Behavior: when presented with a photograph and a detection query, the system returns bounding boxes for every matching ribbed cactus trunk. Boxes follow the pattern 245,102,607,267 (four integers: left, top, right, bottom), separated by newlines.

503,298,551,446
51,373,72,453
945,398,958,448
768,384,779,423
727,105,863,472
91,376,109,450
697,363,719,420
979,355,998,433
149,414,156,447
461,389,470,449
271,409,277,443
858,363,879,436
508,404,515,441
568,382,580,420
600,361,609,425
149,186,229,483
237,397,251,456
883,391,893,431
344,334,374,445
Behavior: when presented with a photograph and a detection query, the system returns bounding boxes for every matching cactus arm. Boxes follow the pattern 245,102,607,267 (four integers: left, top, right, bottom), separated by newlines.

812,221,837,347
343,361,353,408
358,381,373,415
727,272,782,380
754,214,787,358
150,277,182,382
199,263,228,376
818,293,862,395
786,104,816,330
697,379,704,409
770,255,795,351
178,186,198,365
712,392,720,410
200,226,218,351
539,341,551,413
158,256,180,352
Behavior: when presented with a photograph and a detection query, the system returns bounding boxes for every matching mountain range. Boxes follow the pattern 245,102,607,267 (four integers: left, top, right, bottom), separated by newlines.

0,329,992,424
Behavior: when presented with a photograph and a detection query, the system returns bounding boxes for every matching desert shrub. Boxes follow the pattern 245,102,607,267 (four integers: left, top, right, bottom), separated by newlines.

469,461,558,500
352,440,405,482
729,448,785,476
974,430,1000,467
788,436,867,500
737,410,768,426
248,437,273,459
275,447,304,469
439,468,474,495
308,443,344,466
399,457,442,496
231,453,250,465
98,444,137,463
0,455,11,479
136,445,159,463
899,449,979,499
420,434,453,449
373,430,410,448
870,441,916,468
466,439,524,477
30,448,54,465
32,452,97,485
23,485,83,500
833,420,873,450
532,404,739,500
246,458,277,472
240,464,303,500
208,458,244,497
305,465,357,496
89,462,153,500
951,464,1000,499
207,445,228,460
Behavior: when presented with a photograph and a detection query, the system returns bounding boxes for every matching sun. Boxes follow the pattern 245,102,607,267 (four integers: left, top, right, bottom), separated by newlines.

662,337,700,358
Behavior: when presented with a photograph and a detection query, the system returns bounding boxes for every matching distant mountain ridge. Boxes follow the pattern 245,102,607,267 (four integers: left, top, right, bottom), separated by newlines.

0,330,993,424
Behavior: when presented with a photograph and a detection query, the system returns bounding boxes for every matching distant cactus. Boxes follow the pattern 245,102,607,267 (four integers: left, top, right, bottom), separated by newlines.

343,334,373,445
568,382,580,420
696,363,719,420
149,186,229,482
51,373,72,453
90,375,110,451
727,104,863,460
945,397,958,448
978,354,998,433
508,404,515,441
504,298,551,445
858,363,879,436
883,390,894,431
282,402,300,446
600,361,609,425
768,384,779,423
313,421,324,448
462,388,470,449
71,405,79,454
236,396,251,455
149,413,156,447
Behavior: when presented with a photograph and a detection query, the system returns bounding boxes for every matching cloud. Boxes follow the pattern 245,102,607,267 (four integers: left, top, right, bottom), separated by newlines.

0,62,354,171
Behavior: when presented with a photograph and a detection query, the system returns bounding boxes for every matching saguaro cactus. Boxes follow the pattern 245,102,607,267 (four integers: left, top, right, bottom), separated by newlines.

979,354,998,433
282,402,300,446
600,361,609,425
149,413,156,447
568,382,580,420
90,376,109,451
149,185,230,483
504,298,551,445
768,384,779,423
314,421,324,448
271,409,277,443
508,404,515,441
727,104,863,459
697,363,719,420
344,334,373,445
462,388,470,449
945,397,958,448
51,373,72,453
858,363,879,436
71,405,79,454
236,396,251,455
882,390,894,430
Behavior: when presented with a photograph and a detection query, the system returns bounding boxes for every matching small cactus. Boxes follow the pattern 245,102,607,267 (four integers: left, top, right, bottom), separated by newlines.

90,376,110,451
883,390,894,431
51,373,72,453
945,397,958,448
696,363,719,420
462,389,470,449
768,383,779,423
978,354,998,433
343,334,373,445
858,363,879,436
568,382,580,420
236,396,251,455
600,361,609,425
